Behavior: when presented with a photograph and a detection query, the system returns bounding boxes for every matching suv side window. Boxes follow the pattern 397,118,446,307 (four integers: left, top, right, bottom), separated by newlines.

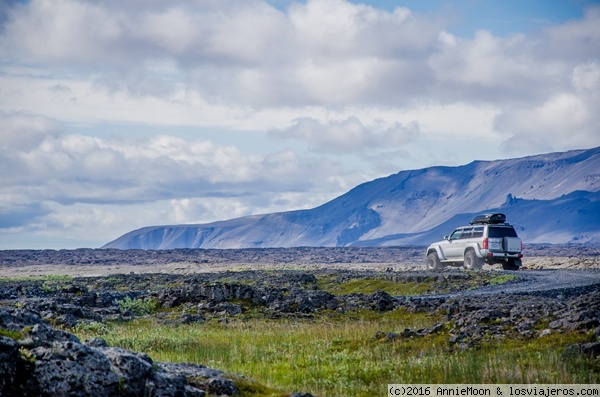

449,229,462,240
472,227,484,238
488,226,518,238
461,227,473,239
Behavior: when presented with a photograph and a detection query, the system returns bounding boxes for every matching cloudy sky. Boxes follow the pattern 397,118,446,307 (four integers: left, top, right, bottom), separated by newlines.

1,0,599,249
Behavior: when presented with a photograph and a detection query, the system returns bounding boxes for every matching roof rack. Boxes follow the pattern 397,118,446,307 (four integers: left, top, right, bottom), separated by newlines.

470,213,506,225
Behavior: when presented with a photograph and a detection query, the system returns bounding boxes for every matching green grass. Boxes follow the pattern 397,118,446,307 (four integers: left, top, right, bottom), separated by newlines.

315,271,510,296
73,308,598,397
317,276,433,296
115,296,159,315
70,272,598,396
0,274,72,283
487,274,519,286
0,327,23,340
25,270,590,396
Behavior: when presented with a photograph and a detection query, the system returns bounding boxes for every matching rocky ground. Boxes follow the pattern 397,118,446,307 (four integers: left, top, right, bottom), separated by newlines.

0,246,599,396
0,245,598,278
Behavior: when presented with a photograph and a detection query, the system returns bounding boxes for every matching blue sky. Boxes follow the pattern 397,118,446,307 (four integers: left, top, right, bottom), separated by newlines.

1,0,599,249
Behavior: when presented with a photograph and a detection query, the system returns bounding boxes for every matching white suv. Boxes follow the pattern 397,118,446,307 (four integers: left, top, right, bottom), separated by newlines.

426,213,523,270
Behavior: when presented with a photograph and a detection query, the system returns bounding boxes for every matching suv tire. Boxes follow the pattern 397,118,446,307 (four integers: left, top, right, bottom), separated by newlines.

463,250,483,270
426,252,442,270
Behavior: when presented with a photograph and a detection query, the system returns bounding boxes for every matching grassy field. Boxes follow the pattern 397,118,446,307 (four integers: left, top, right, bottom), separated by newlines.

74,306,598,396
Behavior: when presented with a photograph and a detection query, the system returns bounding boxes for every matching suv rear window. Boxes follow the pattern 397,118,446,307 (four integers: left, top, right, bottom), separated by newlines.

472,227,484,238
488,226,518,238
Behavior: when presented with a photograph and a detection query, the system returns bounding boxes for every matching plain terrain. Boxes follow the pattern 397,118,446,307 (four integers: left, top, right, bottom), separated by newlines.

0,245,598,279
1,245,599,396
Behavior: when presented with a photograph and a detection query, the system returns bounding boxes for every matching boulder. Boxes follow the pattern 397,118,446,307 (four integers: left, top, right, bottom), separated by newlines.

0,307,245,397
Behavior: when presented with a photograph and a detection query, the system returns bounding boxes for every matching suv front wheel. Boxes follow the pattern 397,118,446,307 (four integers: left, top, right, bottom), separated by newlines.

426,252,442,270
463,250,483,270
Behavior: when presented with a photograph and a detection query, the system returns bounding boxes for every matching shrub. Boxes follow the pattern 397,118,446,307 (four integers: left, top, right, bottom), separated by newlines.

115,296,159,316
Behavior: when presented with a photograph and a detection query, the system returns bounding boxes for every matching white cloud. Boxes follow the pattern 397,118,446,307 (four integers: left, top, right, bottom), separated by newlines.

572,62,600,93
1,0,599,248
270,116,419,154
2,0,124,63
0,111,63,150
3,0,599,112
498,93,600,154
0,113,366,243
496,61,600,154
536,6,600,62
0,0,440,106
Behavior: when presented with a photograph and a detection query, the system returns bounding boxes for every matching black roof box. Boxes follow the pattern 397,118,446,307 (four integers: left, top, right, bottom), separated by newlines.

470,213,506,225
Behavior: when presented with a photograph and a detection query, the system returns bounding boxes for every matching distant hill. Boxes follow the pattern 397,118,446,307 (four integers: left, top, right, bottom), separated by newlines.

103,147,600,249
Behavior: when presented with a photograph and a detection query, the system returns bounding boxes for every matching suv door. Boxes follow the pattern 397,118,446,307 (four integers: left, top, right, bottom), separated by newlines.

487,226,521,252
444,228,464,259
455,227,473,259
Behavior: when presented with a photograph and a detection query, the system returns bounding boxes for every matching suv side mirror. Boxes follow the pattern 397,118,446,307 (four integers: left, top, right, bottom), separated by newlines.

444,235,449,240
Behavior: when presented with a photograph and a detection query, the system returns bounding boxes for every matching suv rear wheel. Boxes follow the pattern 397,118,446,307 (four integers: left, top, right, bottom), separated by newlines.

426,251,442,270
463,250,483,270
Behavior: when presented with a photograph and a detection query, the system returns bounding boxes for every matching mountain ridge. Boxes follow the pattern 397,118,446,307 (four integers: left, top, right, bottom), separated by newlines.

103,147,600,249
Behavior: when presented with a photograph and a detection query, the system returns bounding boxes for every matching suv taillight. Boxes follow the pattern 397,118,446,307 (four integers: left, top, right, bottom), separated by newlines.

482,238,488,249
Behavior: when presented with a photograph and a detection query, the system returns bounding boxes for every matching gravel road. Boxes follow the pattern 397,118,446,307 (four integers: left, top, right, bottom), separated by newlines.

419,268,600,300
